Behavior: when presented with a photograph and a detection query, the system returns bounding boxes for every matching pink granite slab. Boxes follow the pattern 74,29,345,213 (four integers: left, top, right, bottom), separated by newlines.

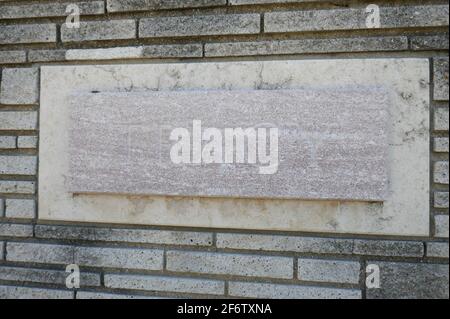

67,87,389,201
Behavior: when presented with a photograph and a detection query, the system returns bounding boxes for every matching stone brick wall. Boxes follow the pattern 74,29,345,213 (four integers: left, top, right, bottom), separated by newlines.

0,0,449,299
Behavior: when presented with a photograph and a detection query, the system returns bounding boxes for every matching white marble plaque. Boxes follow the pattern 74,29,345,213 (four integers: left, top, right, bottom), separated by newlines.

68,88,389,201
39,59,430,236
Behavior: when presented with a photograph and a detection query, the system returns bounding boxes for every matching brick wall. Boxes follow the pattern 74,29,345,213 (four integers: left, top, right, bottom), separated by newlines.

0,0,449,299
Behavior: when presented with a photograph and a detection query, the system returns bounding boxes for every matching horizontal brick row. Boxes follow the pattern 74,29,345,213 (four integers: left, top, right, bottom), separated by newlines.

0,223,33,237
106,0,227,12
0,112,38,130
0,135,36,149
0,181,35,194
0,1,104,20
7,242,164,270
4,199,36,219
33,225,427,257
0,68,39,105
0,285,73,299
0,266,100,287
427,242,449,258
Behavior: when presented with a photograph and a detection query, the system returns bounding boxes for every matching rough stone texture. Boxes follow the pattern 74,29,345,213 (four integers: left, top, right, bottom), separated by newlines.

427,242,449,258
366,262,449,299
0,156,37,175
0,136,16,149
410,34,449,51
65,44,203,60
28,50,66,63
434,215,449,238
0,51,26,64
7,242,164,270
142,44,203,58
0,69,39,105
206,36,408,57
39,59,430,236
68,88,389,201
0,1,105,19
17,136,38,149
0,199,3,217
0,223,34,237
5,199,36,219
35,225,213,246
76,291,154,299
265,5,449,33
61,20,136,43
0,181,35,194
353,240,424,257
216,233,354,254
435,192,449,209
66,47,143,61
0,241,3,259
434,108,449,131
167,250,293,279
0,112,38,130
434,161,449,185
434,137,449,153
434,58,449,101
0,266,101,287
298,259,360,284
0,24,56,45
228,282,361,299
107,0,226,12
139,14,260,38
0,286,73,299
105,274,225,295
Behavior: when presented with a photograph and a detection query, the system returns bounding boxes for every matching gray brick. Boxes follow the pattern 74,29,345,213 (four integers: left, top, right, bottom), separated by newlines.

77,291,156,299
434,108,449,131
0,285,73,299
410,34,449,51
0,223,33,237
435,215,449,238
0,241,3,259
434,161,449,185
0,266,101,287
105,274,225,295
353,240,424,257
265,5,449,33
298,259,360,284
435,192,449,209
107,0,226,12
434,58,449,101
0,51,26,64
0,156,37,175
61,20,136,43
139,14,260,38
217,233,354,255
0,181,35,194
427,242,449,258
167,250,293,279
7,242,164,270
0,24,57,45
0,1,104,19
0,68,39,105
17,136,38,149
434,137,449,153
366,262,449,299
5,199,35,219
230,0,310,4
206,36,408,57
229,281,361,299
0,111,38,130
0,199,4,217
7,242,74,264
0,136,16,149
143,44,203,58
28,50,66,63
35,225,213,246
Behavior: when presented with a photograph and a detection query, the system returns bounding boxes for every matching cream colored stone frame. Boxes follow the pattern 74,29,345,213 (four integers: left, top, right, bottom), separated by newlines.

39,59,430,236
